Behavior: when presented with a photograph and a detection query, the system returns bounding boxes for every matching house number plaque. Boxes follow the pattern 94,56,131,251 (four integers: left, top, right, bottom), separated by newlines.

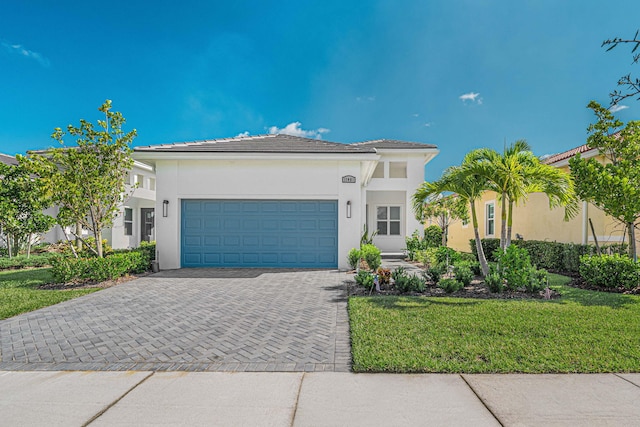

342,175,356,183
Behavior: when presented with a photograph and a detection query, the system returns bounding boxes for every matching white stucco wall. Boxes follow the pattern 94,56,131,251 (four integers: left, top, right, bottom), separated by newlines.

364,152,427,252
153,158,364,270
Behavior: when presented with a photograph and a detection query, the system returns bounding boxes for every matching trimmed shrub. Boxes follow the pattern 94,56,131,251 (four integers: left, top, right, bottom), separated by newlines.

138,241,156,261
0,253,55,270
435,246,460,267
494,245,532,291
423,225,443,248
50,251,150,284
484,272,504,293
453,261,474,287
526,268,548,293
347,248,361,270
361,244,382,272
415,248,438,267
354,270,375,289
423,264,445,285
438,278,463,293
393,270,426,293
579,254,640,289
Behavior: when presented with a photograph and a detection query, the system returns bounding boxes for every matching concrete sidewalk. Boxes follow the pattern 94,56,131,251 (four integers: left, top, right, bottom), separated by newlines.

2,371,640,426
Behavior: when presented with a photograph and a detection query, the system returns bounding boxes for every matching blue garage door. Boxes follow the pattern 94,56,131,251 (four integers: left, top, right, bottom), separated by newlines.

181,200,338,268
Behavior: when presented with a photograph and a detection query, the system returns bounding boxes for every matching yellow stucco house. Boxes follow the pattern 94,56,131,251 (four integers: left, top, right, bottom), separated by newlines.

446,144,638,256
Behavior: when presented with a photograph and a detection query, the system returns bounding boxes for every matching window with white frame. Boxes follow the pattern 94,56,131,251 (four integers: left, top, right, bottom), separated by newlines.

135,174,145,188
377,206,401,235
124,208,133,236
485,202,495,236
149,177,156,191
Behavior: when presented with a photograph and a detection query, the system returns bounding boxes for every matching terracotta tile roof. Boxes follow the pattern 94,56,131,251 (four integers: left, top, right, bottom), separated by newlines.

135,134,377,154
542,144,596,165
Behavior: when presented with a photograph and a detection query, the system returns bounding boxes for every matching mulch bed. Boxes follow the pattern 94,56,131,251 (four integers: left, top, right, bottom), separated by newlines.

37,273,150,290
346,275,561,300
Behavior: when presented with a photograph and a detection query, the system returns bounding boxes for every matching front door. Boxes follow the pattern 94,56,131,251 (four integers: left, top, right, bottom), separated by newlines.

141,208,155,242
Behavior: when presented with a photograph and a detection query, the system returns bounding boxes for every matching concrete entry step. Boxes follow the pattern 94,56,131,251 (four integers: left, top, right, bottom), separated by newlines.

380,252,405,259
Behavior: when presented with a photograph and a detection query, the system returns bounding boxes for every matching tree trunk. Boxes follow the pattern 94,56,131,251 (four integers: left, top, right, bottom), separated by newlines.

628,221,637,263
75,222,83,252
505,201,514,249
471,202,489,277
96,228,104,258
26,233,32,258
7,233,13,258
500,193,507,251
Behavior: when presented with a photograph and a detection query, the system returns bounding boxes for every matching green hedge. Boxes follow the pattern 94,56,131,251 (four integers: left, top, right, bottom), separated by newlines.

0,253,56,270
579,254,639,289
470,238,628,274
51,250,150,284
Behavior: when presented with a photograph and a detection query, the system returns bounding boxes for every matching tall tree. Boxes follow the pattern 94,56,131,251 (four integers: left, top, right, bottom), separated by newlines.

466,140,578,250
0,160,54,257
413,158,490,276
569,101,640,261
602,29,640,105
416,193,468,247
28,100,137,257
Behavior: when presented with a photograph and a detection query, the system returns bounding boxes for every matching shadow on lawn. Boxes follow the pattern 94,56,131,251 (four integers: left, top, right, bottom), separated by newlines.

359,287,640,311
0,268,53,289
551,285,640,309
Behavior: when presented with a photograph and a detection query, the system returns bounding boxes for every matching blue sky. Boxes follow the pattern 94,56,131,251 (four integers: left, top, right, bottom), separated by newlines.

1,0,638,180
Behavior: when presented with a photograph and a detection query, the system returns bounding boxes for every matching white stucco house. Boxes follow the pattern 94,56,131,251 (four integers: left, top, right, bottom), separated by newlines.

44,160,157,249
133,134,438,270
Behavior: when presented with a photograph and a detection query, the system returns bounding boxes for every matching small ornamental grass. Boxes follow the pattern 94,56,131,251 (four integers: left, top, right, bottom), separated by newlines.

349,273,640,373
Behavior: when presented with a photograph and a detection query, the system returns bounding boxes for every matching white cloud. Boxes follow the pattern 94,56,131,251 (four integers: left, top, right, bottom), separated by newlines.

267,122,330,139
424,123,431,127
609,104,629,113
235,131,250,138
356,96,375,102
412,113,420,117
459,92,482,104
1,41,50,67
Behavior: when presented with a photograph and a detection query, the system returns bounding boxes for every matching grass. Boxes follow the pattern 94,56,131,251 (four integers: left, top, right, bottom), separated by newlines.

0,268,99,320
349,273,640,373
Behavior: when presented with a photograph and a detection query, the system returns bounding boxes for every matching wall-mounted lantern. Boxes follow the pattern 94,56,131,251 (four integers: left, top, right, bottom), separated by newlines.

162,200,169,217
346,200,352,218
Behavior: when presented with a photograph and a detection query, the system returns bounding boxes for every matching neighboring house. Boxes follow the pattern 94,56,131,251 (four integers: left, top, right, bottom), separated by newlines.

0,153,19,167
133,134,439,270
43,160,156,249
446,144,638,255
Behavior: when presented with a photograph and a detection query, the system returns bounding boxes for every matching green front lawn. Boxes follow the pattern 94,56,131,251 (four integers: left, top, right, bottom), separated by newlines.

0,268,99,320
349,274,640,373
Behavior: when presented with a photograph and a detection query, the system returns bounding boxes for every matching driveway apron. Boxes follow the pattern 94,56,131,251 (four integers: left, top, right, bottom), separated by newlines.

0,269,351,372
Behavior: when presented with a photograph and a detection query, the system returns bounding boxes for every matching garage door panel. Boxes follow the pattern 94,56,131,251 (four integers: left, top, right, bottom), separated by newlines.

181,200,338,268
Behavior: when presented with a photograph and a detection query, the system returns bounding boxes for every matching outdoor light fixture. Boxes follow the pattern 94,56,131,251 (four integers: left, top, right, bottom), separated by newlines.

346,200,352,218
162,200,169,217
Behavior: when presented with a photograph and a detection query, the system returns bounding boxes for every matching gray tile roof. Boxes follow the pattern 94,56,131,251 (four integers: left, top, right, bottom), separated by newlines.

352,139,438,149
0,153,18,166
135,134,377,154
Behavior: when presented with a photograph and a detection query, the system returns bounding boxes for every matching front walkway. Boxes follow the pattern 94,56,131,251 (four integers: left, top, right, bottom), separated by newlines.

0,269,351,372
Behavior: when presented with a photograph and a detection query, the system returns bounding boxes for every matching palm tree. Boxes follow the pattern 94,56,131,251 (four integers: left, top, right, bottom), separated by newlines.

466,140,578,250
413,159,491,276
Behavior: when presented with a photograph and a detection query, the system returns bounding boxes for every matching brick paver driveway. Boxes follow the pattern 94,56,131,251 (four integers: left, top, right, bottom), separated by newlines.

0,269,350,372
